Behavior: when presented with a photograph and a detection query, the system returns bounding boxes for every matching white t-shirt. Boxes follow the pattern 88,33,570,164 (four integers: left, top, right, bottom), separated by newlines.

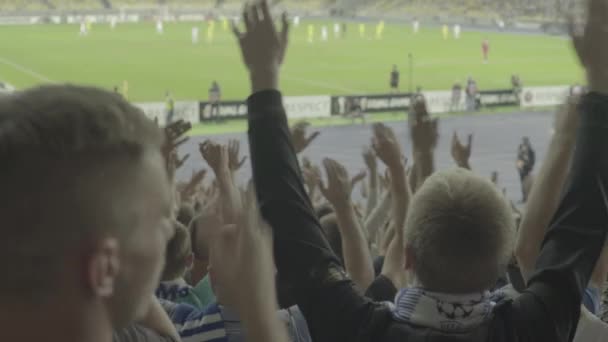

574,308,608,342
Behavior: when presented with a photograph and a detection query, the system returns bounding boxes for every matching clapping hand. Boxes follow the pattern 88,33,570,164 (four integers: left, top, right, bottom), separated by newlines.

291,121,320,154
319,158,353,209
228,139,248,172
451,132,473,169
199,140,230,175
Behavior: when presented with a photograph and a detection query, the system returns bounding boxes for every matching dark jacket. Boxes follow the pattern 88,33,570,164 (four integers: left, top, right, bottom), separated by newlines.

247,90,608,342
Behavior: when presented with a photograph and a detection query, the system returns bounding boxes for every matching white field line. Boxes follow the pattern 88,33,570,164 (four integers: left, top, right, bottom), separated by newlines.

0,57,55,83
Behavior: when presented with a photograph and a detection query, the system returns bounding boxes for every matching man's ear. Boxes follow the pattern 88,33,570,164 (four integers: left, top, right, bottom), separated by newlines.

87,237,120,298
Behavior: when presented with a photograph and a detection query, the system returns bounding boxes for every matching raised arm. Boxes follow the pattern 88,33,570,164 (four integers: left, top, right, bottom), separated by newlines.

514,4,608,340
363,148,380,218
235,3,385,342
372,124,410,289
451,132,473,170
409,99,438,191
199,141,243,224
319,158,374,290
515,98,579,282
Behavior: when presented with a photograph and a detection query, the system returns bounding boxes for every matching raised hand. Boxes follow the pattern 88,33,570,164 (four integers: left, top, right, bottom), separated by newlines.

228,139,248,172
232,0,289,92
363,147,377,172
319,158,353,209
208,192,275,314
350,170,367,189
372,123,402,169
451,132,473,169
179,169,207,201
569,0,608,94
162,120,191,177
302,164,321,190
199,140,230,175
410,113,439,153
291,121,320,154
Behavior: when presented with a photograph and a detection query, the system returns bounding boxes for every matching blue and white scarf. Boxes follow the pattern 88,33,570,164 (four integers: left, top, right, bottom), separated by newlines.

391,287,508,332
160,299,228,342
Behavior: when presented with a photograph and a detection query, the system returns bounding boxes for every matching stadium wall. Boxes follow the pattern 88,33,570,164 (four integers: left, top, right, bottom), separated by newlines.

129,85,573,126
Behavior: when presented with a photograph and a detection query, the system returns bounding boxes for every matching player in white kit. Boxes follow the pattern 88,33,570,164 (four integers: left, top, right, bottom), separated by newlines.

156,20,164,34
334,23,341,38
413,19,420,34
192,26,199,44
453,24,461,39
321,26,328,41
79,21,88,36
110,16,117,29
293,16,300,27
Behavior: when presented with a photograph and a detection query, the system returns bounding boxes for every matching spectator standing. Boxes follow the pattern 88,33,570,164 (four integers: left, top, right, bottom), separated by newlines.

390,65,400,93
511,74,522,104
465,76,478,111
516,137,535,202
451,81,463,111
165,91,175,125
208,80,221,121
0,85,181,342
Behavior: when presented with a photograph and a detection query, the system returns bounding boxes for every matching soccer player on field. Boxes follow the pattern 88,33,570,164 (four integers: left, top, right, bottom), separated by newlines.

79,21,87,36
442,24,449,40
453,24,461,39
207,20,216,43
86,19,92,32
321,26,328,41
122,80,129,101
359,23,366,38
413,19,420,33
376,21,385,39
222,17,229,31
482,38,490,63
307,24,314,43
156,19,164,34
333,23,340,38
192,26,199,44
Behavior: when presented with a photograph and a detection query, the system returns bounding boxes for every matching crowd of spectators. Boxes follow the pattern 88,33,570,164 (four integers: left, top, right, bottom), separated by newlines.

2,0,608,342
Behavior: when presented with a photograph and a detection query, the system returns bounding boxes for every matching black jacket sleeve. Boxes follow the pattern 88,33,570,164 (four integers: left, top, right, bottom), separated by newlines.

511,93,608,342
247,90,389,342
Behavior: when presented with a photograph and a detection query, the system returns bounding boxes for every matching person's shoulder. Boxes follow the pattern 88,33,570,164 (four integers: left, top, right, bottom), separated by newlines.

575,308,608,342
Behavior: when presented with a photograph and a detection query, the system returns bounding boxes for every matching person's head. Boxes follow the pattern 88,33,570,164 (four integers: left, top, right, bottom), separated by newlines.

404,168,515,293
162,221,193,281
0,85,174,329
320,213,344,264
177,203,195,228
522,136,530,145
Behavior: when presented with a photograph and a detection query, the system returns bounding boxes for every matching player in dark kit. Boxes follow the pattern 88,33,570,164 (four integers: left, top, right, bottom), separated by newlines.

482,39,490,63
390,65,400,93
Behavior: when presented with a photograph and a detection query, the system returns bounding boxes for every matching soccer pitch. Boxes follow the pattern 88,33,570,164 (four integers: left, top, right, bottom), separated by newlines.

0,20,583,102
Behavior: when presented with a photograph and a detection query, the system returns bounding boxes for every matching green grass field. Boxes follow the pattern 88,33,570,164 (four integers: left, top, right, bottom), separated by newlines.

0,20,583,102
